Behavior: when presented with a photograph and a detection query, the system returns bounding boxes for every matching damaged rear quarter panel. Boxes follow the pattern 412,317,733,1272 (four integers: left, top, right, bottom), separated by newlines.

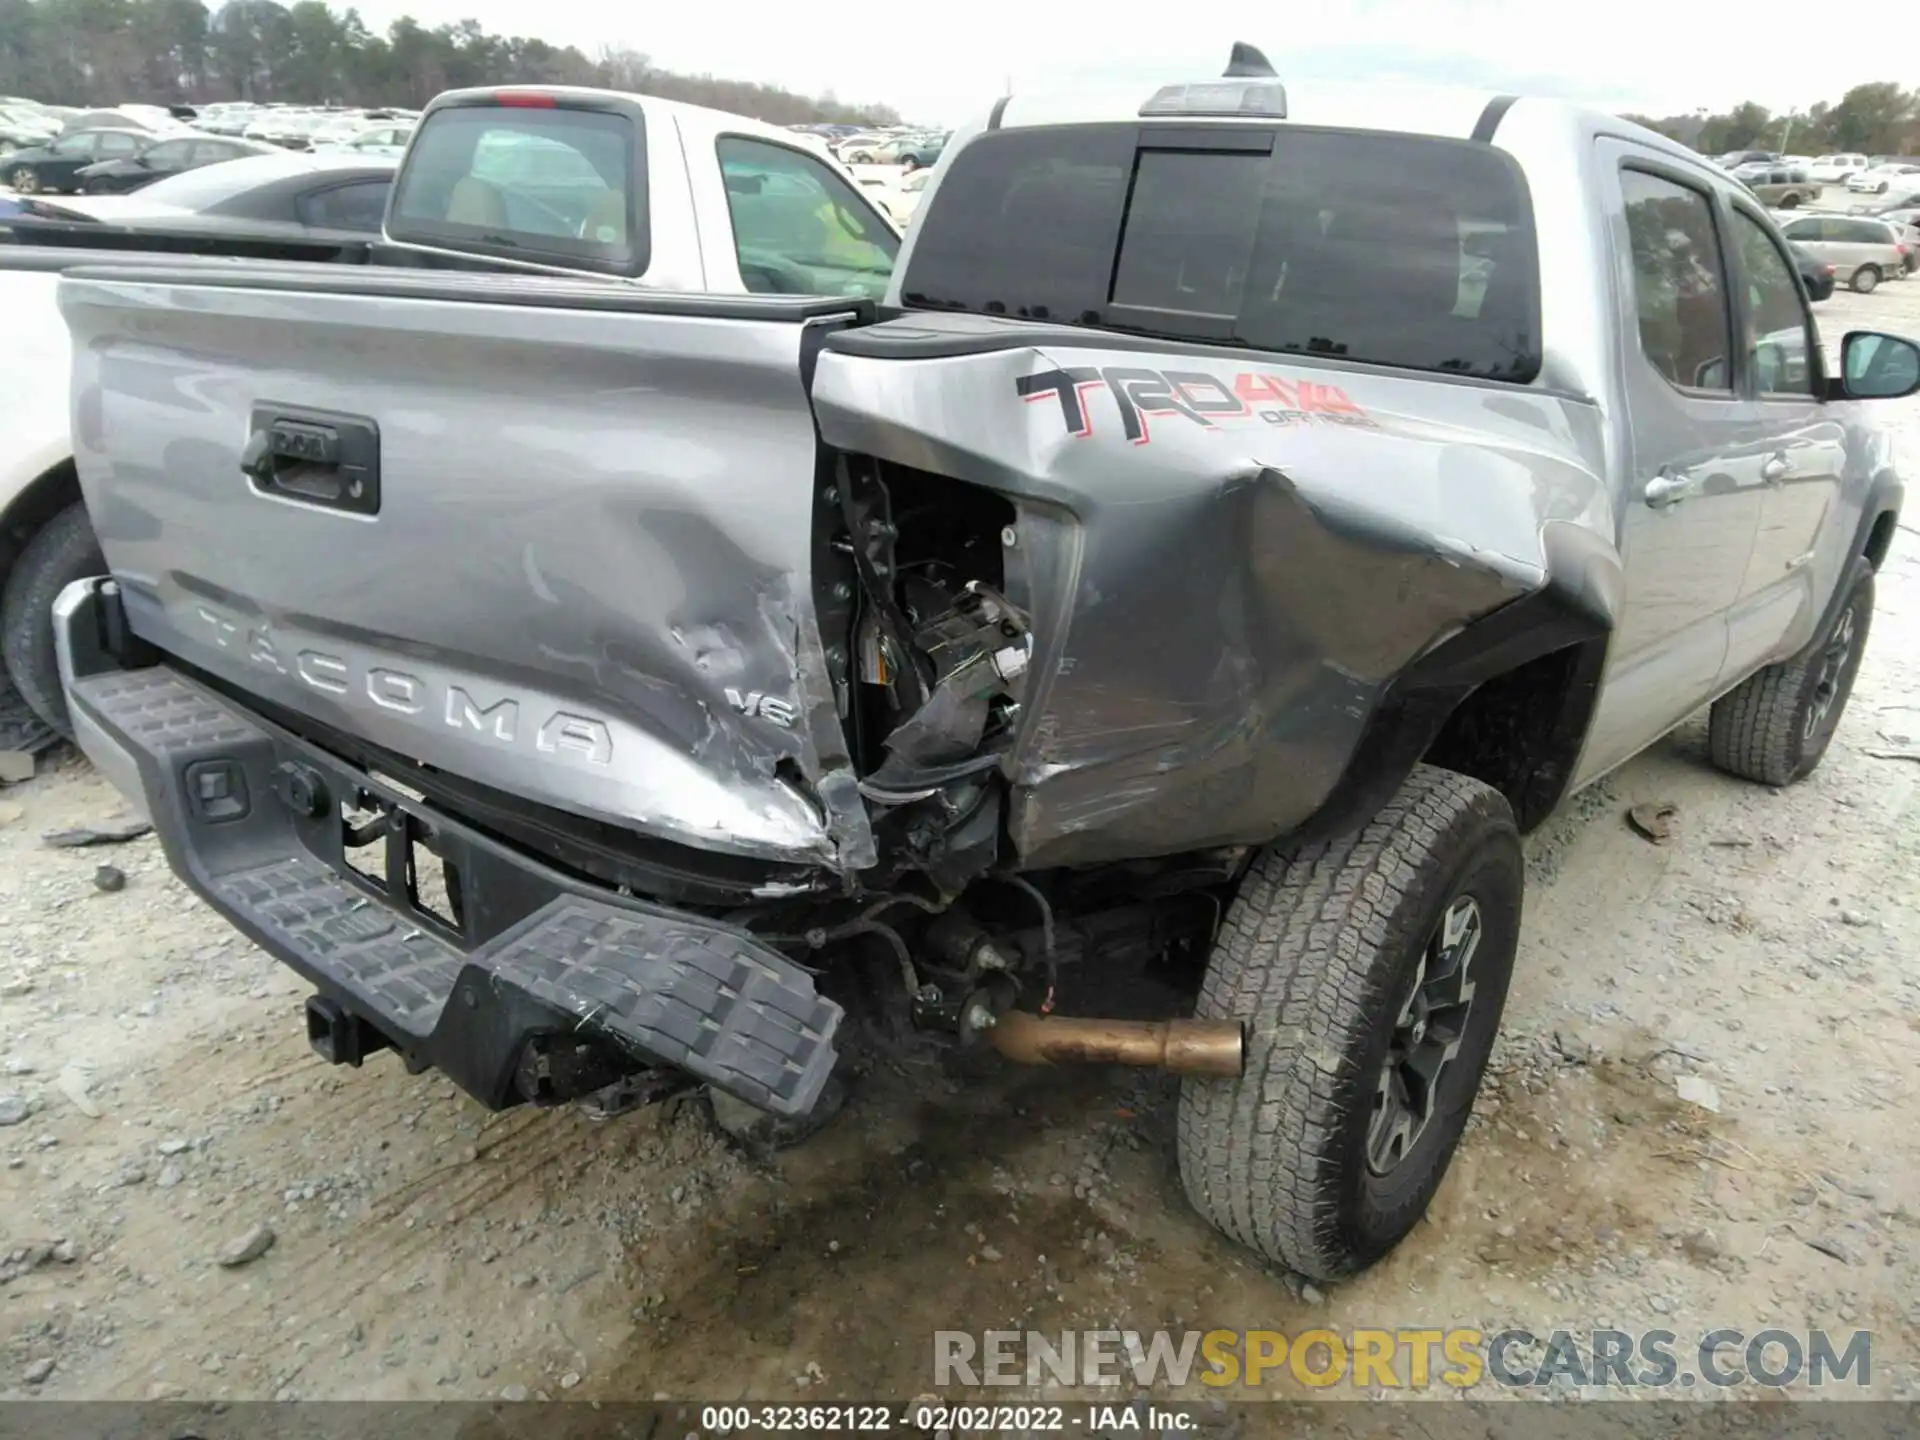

811,322,1614,868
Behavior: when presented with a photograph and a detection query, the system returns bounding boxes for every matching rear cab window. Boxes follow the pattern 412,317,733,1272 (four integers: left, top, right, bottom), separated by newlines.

387,95,648,276
900,122,1541,382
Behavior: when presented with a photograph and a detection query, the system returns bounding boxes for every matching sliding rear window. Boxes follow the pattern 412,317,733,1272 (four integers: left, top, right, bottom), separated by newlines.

901,122,1541,382
388,102,647,275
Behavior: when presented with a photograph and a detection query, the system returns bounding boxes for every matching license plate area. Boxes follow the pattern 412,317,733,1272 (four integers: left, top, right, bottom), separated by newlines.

336,789,464,939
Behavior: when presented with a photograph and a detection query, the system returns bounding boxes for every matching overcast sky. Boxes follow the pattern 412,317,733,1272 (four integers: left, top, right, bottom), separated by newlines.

343,0,1891,127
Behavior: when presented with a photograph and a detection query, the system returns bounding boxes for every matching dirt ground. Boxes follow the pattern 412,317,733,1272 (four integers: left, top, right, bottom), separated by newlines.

2,286,1918,1410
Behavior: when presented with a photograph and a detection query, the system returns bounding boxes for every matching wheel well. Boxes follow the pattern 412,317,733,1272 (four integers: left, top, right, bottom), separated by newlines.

1864,510,1898,570
0,458,82,580
1421,640,1605,833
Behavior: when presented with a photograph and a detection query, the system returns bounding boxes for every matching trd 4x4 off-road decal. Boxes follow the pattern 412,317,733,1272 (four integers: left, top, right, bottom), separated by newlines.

1017,365,1375,445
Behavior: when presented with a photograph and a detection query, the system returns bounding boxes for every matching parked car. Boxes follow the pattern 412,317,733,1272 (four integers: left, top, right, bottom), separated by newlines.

0,97,899,756
20,151,398,238
246,111,329,149
2,128,149,194
1856,203,1920,269
0,105,59,156
193,103,261,137
311,123,414,160
1847,162,1920,194
1790,240,1836,300
878,132,947,170
1736,162,1820,209
1810,153,1870,183
1715,148,1778,169
195,104,262,137
42,58,1910,1288
74,134,274,194
57,107,178,136
834,130,894,163
1778,212,1910,291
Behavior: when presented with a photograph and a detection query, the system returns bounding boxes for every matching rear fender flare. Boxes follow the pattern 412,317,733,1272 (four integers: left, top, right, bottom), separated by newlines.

1283,521,1619,846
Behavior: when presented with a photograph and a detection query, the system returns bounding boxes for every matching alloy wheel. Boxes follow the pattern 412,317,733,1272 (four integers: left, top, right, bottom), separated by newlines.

1366,894,1483,1175
1803,603,1858,741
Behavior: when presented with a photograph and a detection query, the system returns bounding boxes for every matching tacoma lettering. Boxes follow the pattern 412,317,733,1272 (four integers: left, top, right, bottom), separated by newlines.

190,604,613,765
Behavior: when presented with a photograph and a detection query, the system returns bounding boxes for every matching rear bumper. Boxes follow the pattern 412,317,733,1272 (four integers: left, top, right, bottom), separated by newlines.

54,577,843,1118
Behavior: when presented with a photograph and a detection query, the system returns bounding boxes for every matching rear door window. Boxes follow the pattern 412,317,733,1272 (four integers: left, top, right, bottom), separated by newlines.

1618,169,1733,393
389,102,646,273
900,122,1540,381
142,139,195,168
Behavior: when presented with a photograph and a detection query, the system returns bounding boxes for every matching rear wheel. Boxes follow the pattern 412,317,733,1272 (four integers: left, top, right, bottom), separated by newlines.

7,166,35,194
1708,558,1874,787
1853,264,1881,293
1779,194,1800,209
1178,766,1521,1281
0,503,105,739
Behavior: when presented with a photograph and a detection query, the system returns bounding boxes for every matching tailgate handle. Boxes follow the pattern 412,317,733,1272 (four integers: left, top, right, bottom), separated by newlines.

243,408,381,516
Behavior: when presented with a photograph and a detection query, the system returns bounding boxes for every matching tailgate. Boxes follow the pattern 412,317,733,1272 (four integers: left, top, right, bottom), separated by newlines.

59,264,874,869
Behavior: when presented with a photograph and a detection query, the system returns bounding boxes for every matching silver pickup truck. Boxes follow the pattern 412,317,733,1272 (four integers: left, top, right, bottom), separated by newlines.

49,50,1913,1281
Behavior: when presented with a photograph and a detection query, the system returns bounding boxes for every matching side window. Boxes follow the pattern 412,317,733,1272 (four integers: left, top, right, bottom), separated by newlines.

715,136,898,299
145,140,193,166
52,134,94,157
96,133,141,158
298,180,390,233
1730,208,1817,397
1619,168,1733,393
1781,217,1821,242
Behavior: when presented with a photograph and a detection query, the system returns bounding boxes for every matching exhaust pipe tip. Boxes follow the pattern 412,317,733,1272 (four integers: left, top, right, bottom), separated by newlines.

984,1010,1244,1077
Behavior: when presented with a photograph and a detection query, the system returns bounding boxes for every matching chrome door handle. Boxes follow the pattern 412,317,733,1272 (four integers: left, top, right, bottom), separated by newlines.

1761,453,1791,483
1644,472,1698,508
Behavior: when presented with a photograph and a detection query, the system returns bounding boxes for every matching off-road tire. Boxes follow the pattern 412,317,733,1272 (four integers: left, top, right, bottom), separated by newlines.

1708,558,1874,787
1854,264,1881,293
0,503,104,739
1178,765,1522,1281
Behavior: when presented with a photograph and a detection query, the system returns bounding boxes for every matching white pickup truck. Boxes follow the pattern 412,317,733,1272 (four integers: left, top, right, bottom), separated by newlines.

0,87,900,745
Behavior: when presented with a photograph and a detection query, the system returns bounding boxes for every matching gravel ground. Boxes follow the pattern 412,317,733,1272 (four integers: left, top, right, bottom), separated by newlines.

1,281,1918,1407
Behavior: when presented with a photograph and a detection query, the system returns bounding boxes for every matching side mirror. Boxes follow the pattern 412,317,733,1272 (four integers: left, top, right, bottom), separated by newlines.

1835,330,1920,399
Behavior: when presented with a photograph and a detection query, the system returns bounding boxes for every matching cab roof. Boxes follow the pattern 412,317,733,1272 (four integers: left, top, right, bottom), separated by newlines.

979,42,1705,171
